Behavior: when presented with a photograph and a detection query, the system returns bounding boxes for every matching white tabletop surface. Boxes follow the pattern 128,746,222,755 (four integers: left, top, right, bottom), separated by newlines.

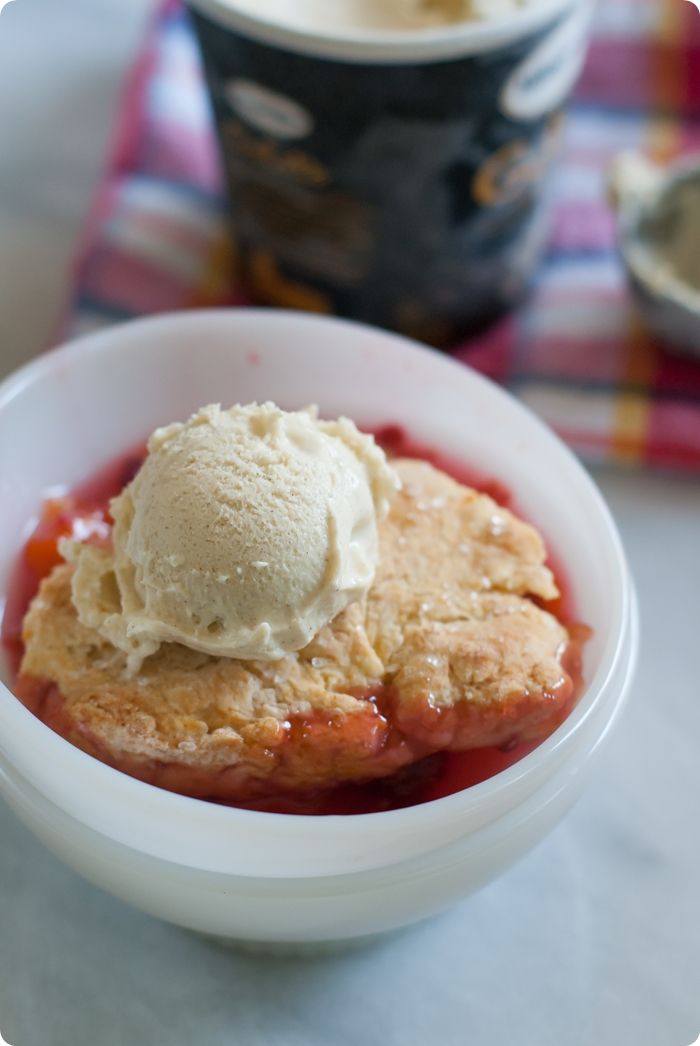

1,2,698,1044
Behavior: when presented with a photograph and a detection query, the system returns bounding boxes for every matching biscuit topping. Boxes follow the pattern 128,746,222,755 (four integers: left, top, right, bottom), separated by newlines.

14,451,583,810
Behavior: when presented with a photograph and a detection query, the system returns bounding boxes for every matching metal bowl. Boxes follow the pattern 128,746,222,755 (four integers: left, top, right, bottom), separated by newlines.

611,153,700,358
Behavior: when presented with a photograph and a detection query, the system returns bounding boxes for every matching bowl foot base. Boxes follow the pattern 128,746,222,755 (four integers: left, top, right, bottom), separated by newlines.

195,927,407,957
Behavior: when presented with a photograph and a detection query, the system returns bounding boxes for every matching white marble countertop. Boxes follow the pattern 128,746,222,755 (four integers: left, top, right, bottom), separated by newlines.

0,3,698,1044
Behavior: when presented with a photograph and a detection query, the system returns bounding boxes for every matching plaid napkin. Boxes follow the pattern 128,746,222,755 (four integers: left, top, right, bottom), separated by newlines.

63,0,700,471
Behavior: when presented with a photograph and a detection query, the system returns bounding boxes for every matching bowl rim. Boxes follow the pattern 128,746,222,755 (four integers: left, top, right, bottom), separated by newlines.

0,309,633,877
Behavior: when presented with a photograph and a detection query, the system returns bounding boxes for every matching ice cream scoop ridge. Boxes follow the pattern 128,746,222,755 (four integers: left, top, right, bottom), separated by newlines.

62,403,400,673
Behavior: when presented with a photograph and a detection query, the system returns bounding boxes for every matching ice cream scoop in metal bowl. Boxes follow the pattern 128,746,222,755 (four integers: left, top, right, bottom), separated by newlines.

611,152,700,357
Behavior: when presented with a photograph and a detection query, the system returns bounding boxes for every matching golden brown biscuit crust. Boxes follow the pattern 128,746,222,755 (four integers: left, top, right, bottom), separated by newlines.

17,459,573,801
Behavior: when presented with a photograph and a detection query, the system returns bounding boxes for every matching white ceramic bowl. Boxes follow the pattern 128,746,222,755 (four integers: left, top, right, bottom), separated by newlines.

0,310,637,947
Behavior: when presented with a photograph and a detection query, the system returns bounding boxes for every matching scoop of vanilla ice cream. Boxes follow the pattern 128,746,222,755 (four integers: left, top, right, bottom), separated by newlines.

62,403,399,672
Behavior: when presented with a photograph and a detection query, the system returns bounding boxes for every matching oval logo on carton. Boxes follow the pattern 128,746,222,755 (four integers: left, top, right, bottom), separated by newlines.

225,79,314,141
501,4,591,122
